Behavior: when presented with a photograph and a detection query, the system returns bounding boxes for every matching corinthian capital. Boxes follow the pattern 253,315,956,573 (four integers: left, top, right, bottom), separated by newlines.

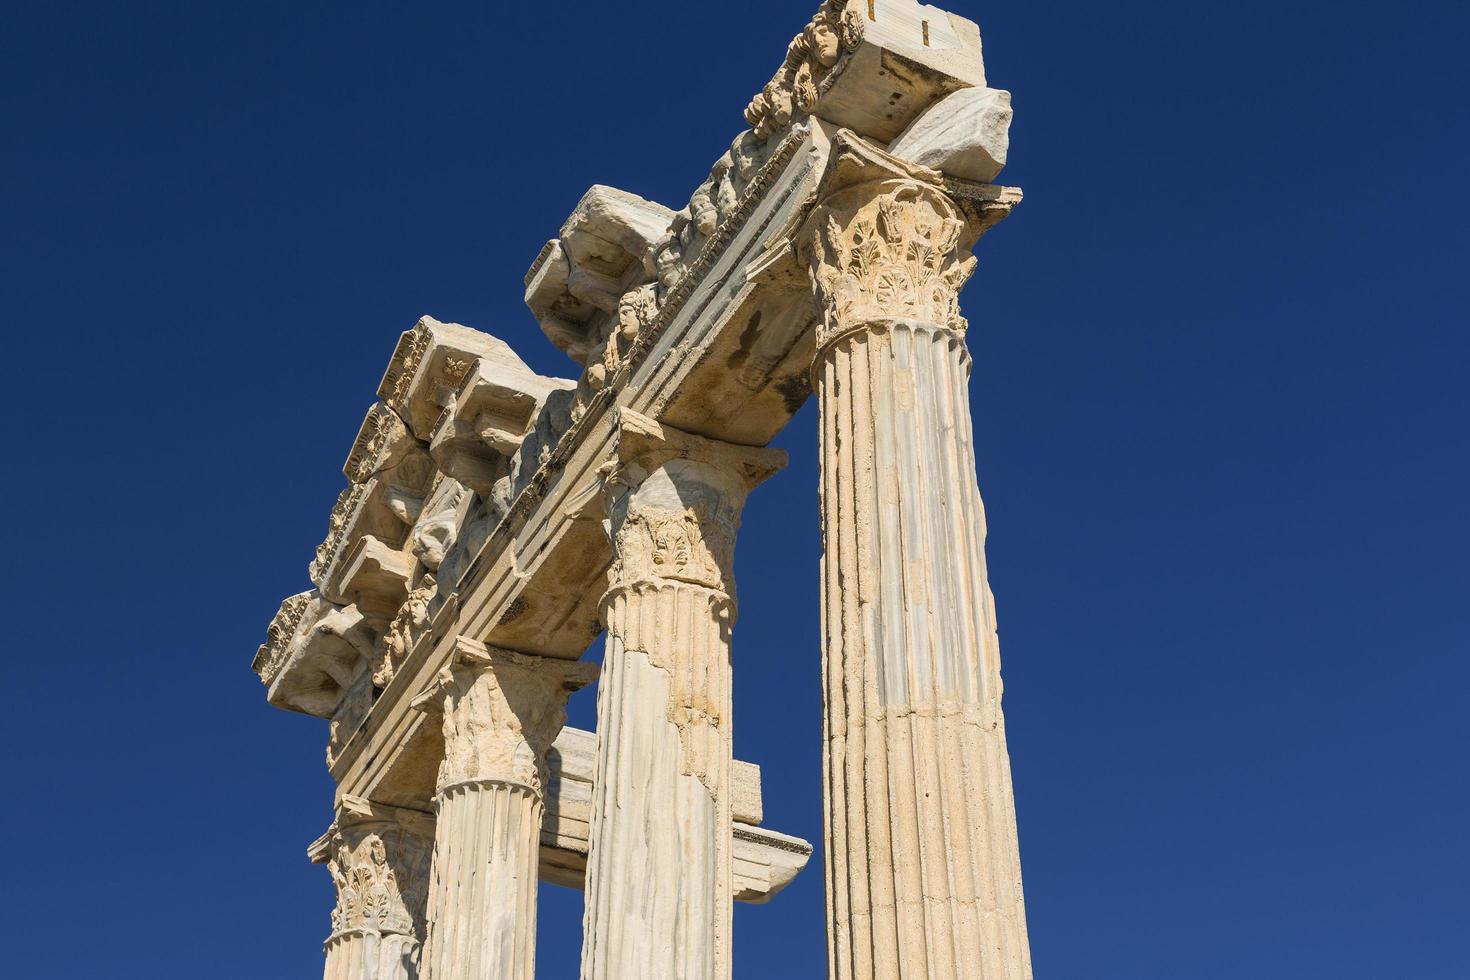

600,409,786,600
410,637,596,797
310,798,434,942
799,130,1020,351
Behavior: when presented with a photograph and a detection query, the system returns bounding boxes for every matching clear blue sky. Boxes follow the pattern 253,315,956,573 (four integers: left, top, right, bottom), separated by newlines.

3,1,1466,977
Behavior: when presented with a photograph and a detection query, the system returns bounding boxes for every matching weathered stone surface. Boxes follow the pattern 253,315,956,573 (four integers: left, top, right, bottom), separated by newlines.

251,4,1031,977
803,133,1030,980
582,411,786,980
428,350,573,498
561,185,673,286
525,186,674,365
889,85,1012,182
378,316,521,442
745,0,987,144
539,726,810,904
309,797,433,980
411,639,595,980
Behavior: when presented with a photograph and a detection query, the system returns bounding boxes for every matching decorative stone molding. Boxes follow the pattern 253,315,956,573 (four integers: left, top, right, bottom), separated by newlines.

344,404,411,485
253,590,316,686
378,316,529,441
257,593,379,721
427,353,573,500
410,636,596,798
311,451,435,593
766,0,989,142
744,0,866,139
322,535,414,618
524,186,675,365
251,6,1035,978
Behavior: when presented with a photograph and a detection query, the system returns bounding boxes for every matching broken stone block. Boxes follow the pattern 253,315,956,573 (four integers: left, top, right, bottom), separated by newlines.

888,86,1012,183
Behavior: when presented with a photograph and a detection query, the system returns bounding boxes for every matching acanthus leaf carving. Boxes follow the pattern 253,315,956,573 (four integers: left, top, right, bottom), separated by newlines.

608,505,732,596
804,178,976,348
325,827,429,940
411,639,596,797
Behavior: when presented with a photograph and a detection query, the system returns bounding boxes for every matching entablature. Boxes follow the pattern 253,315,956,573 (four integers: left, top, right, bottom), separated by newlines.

255,0,1020,847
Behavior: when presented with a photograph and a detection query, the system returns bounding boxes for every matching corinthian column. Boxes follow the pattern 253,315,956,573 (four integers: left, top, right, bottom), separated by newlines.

799,133,1031,980
411,637,595,980
580,409,784,980
313,797,434,980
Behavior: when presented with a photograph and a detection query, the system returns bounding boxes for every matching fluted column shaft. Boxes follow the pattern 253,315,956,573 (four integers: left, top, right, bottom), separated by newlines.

422,780,542,980
316,802,434,980
580,410,784,980
802,147,1032,980
412,638,595,980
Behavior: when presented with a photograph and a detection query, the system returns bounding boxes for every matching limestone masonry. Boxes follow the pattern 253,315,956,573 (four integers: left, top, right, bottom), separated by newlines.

252,2,1031,977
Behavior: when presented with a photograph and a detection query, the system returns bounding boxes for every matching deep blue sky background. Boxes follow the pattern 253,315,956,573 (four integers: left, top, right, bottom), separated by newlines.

3,1,1467,977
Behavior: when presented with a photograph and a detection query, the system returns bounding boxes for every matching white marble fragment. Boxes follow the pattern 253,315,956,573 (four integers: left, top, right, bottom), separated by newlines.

889,86,1013,183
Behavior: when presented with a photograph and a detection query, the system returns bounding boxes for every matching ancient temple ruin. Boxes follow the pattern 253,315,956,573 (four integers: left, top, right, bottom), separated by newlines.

251,2,1030,977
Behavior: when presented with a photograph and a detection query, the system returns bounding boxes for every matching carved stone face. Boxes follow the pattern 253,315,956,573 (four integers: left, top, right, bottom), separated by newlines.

691,187,718,236
731,131,766,181
654,245,682,291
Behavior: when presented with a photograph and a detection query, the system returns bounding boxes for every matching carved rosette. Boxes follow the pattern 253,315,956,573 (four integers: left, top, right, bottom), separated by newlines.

411,637,595,799
802,177,977,353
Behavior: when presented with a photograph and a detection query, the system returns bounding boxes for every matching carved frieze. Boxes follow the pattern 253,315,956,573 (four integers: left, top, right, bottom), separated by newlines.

372,577,435,689
744,0,865,140
253,591,316,686
343,403,410,485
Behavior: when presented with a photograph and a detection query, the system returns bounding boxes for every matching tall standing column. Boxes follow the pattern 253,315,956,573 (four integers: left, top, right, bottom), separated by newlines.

411,637,595,980
580,409,784,980
313,797,434,980
800,135,1032,980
